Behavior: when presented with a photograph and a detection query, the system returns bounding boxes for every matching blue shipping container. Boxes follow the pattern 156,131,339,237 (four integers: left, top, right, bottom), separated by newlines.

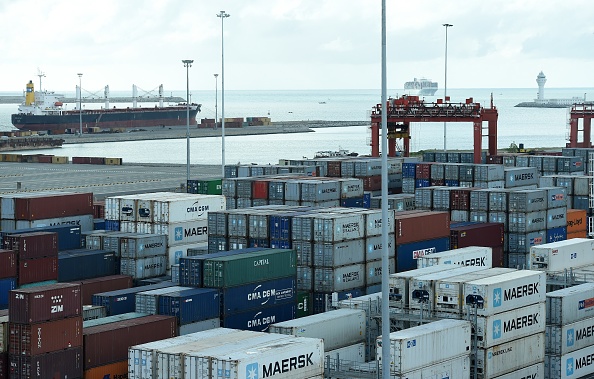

270,239,291,249
105,220,120,231
415,179,430,188
92,282,174,315
220,302,296,332
58,249,119,282
269,213,293,241
402,163,416,178
445,180,460,187
0,224,82,251
249,238,270,248
547,226,568,243
341,196,371,209
221,276,296,316
158,288,221,325
94,219,106,230
313,288,365,314
396,237,451,272
0,278,16,309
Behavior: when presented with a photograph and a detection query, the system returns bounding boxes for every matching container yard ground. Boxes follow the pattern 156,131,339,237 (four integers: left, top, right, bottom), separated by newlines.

0,161,220,200
56,120,368,145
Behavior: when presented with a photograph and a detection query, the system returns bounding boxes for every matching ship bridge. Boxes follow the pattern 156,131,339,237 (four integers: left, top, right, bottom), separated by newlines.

370,95,498,163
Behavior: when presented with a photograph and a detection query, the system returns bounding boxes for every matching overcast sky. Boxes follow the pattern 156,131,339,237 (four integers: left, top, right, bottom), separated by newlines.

1,0,593,93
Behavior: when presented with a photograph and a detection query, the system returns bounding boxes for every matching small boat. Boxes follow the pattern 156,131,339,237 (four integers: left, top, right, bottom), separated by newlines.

314,148,358,159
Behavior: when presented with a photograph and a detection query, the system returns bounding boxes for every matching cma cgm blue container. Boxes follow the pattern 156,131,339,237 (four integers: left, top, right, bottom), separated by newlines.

547,226,568,243
396,237,450,272
92,282,175,315
220,302,296,332
0,224,82,251
179,248,266,287
58,249,119,282
221,276,296,316
312,288,365,314
0,278,16,309
158,288,221,325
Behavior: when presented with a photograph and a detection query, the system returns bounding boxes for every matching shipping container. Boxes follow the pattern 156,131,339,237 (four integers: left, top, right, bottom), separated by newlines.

0,224,81,251
364,234,395,263
9,346,83,379
395,236,450,272
83,314,177,369
473,302,545,348
158,287,220,325
312,238,365,267
530,238,594,272
312,213,365,242
449,222,504,249
83,312,149,329
0,251,16,279
3,232,58,260
74,274,133,305
9,282,81,323
135,286,191,314
221,276,296,316
388,261,456,308
14,192,93,221
418,246,493,268
508,189,547,212
547,226,568,243
490,362,544,379
120,255,167,279
83,359,127,379
9,316,83,356
507,230,546,253
120,234,167,259
202,248,296,288
377,355,470,379
376,319,471,374
325,341,366,363
463,269,545,316
546,283,594,325
153,195,226,224
0,316,6,353
504,167,539,188
314,263,365,292
220,302,296,332
269,308,365,351
92,282,175,316
58,249,118,282
394,211,450,245
82,304,107,320
14,214,94,232
567,209,587,233
546,314,594,355
474,332,544,379
546,343,594,379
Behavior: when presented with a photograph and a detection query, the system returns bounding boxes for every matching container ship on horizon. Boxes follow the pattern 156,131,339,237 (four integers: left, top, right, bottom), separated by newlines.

11,80,200,134
404,77,439,96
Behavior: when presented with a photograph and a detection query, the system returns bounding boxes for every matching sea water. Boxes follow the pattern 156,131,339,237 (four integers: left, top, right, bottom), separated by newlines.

0,88,592,165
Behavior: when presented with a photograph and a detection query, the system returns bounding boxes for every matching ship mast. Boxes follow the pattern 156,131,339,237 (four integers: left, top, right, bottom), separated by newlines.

37,68,45,93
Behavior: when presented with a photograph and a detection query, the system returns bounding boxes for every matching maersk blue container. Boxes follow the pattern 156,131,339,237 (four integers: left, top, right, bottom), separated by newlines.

340,197,369,208
105,220,120,231
402,163,416,178
0,278,16,309
58,249,119,282
547,226,568,243
221,276,296,316
396,237,450,272
0,224,82,251
179,248,266,287
220,302,296,332
312,288,364,314
92,282,174,315
158,288,221,325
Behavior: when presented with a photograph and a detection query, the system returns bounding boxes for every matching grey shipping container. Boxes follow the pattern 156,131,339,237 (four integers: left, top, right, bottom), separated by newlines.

313,238,365,267
508,211,547,233
504,167,539,188
314,263,366,292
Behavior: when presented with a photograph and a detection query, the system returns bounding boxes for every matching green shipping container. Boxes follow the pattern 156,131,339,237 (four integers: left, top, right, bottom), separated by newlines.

296,291,312,318
202,248,296,288
187,177,223,195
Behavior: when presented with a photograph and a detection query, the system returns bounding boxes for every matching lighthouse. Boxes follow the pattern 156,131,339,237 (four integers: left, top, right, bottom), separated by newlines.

536,71,547,103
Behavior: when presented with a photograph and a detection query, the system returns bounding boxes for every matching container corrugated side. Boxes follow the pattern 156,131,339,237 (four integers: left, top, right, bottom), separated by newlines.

135,286,191,314
377,355,470,379
220,302,296,332
417,246,493,268
221,276,296,316
314,263,366,292
9,346,83,379
312,238,365,267
92,282,174,316
18,256,58,285
14,192,93,221
546,282,594,325
0,316,7,353
9,316,83,356
463,270,546,316
312,213,365,242
546,343,594,379
120,234,167,259
504,167,538,188
530,238,594,272
394,211,450,245
83,360,128,379
120,255,167,279
546,314,594,355
376,319,471,374
395,236,450,272
269,308,365,351
474,302,545,349
474,332,544,379
15,214,94,232
491,362,544,379
82,305,107,321
325,341,365,363
57,249,118,282
364,234,395,262
153,195,226,224
9,282,82,324
158,288,220,325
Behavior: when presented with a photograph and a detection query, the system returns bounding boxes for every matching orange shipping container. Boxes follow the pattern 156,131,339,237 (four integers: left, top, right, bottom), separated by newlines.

567,230,588,239
567,209,587,233
83,360,127,379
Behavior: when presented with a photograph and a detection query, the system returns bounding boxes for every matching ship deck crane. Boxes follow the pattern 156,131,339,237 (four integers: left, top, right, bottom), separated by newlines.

369,95,499,163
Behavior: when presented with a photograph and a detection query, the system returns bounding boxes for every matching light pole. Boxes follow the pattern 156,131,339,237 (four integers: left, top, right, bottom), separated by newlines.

214,73,219,129
217,10,230,178
77,73,83,136
182,60,194,184
442,23,452,151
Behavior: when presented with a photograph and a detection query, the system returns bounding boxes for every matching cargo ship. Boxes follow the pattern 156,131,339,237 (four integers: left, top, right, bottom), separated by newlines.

404,77,438,96
11,80,201,133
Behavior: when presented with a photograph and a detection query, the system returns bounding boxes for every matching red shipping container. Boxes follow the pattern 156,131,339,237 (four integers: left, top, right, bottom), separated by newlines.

394,211,450,245
252,180,269,199
449,188,477,211
9,317,83,356
0,251,17,279
89,157,105,165
415,163,432,180
449,222,504,249
14,192,93,221
9,283,81,324
17,256,58,286
36,155,53,164
362,176,382,191
492,246,504,268
93,201,106,219
72,157,91,164
83,315,177,369
3,232,58,260
0,352,6,379
75,275,133,305
326,161,342,177
9,347,83,379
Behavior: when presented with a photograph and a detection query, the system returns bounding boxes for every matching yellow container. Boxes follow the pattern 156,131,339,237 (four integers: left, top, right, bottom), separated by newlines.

52,156,68,164
105,157,122,165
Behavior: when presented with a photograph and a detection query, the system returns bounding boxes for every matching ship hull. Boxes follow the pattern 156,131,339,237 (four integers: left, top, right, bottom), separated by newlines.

11,107,199,132
405,88,439,96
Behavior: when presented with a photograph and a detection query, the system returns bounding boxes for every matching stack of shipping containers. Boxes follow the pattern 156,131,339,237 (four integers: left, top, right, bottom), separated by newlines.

8,283,83,379
0,249,16,309
4,231,59,288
